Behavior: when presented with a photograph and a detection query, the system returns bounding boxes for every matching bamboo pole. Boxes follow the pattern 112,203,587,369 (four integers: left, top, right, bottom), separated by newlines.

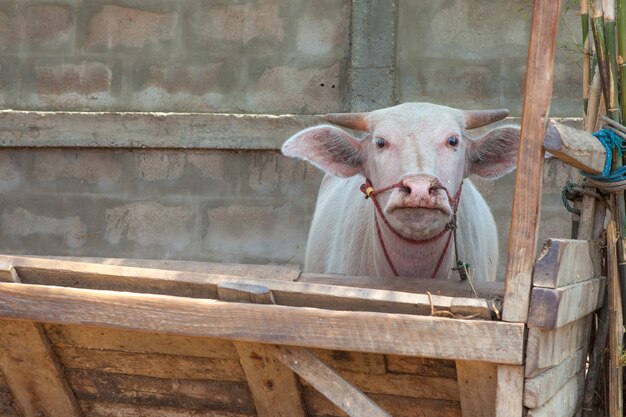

592,0,611,110
607,220,624,417
586,66,603,132
583,0,591,118
603,0,622,121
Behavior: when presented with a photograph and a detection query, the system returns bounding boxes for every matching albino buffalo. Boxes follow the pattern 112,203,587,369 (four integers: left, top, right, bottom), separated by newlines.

282,103,520,282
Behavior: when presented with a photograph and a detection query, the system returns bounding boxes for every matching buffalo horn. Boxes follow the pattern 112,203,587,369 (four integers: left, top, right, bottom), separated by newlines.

464,109,510,129
324,112,370,131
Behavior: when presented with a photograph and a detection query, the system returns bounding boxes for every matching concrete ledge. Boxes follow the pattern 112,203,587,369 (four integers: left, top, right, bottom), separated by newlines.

0,110,582,150
0,110,322,150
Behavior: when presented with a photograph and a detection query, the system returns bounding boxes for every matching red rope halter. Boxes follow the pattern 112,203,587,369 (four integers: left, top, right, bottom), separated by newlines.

359,178,463,278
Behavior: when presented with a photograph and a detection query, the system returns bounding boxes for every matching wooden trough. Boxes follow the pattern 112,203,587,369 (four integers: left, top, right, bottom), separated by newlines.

0,1,610,416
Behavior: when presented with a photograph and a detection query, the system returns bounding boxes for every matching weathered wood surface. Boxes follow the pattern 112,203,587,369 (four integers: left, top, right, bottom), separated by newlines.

525,315,592,378
0,263,82,417
495,365,525,417
532,239,599,288
0,374,20,417
78,401,256,417
36,255,301,281
0,255,496,316
523,348,586,408
217,282,307,417
299,370,459,401
526,370,584,417
301,386,462,417
606,220,624,417
0,282,525,363
450,298,492,319
543,120,606,174
56,346,246,381
456,360,497,417
528,276,605,329
66,368,256,413
385,355,457,379
502,0,562,323
268,345,391,417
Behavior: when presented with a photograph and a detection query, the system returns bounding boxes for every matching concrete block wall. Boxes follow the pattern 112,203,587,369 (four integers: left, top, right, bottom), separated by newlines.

0,0,585,276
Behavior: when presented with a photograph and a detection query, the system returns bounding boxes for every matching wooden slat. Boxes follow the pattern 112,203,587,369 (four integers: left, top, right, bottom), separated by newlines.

0,263,81,417
268,345,391,417
456,360,497,417
56,346,246,381
299,371,459,401
37,255,301,281
528,276,606,329
44,324,239,359
532,239,598,288
301,387,462,417
67,368,256,412
385,355,457,378
0,282,526,364
78,400,256,417
524,348,586,408
217,282,306,417
502,0,562,323
525,315,592,378
543,120,606,174
310,350,386,375
527,370,584,417
0,255,493,317
495,365,525,417
450,298,492,319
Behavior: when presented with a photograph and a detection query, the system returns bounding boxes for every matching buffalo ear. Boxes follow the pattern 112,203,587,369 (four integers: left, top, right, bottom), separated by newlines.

467,126,521,179
281,125,366,177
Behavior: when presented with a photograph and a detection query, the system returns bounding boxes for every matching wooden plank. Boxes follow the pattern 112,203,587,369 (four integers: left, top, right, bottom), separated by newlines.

0,320,82,417
301,387,462,417
268,346,391,417
528,276,606,329
532,239,598,288
298,273,505,299
525,315,592,378
502,0,562,323
0,255,492,317
456,360,497,417
78,400,256,417
0,282,526,364
543,120,606,174
0,263,82,417
527,370,584,417
385,355,457,378
56,346,246,381
450,298,492,319
36,255,301,281
44,323,239,359
299,370,459,401
606,220,624,417
524,347,586,408
217,282,306,417
310,349,386,375
66,368,256,412
495,365,524,417
576,188,598,241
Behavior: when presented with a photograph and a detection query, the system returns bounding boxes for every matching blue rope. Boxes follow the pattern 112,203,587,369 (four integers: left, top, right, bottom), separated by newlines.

583,128,626,182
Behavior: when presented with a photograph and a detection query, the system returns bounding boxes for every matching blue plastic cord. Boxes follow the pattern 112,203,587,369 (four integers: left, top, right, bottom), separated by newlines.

583,128,626,182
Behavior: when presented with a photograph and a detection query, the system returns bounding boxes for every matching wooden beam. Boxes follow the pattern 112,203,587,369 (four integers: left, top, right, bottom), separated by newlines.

0,282,525,364
543,120,606,174
532,239,598,288
0,255,494,317
502,0,563,323
267,345,391,417
495,365,525,417
456,360,497,417
528,276,606,329
525,315,592,378
524,348,586,408
217,282,306,417
526,370,584,417
0,265,82,417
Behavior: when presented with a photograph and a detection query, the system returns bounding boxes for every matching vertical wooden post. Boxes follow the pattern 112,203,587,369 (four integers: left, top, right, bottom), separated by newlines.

502,0,563,323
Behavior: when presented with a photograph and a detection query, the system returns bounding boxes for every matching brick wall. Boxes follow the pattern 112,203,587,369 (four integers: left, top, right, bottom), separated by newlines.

0,0,583,276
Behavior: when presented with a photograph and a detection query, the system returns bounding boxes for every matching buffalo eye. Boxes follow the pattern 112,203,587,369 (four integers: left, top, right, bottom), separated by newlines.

447,136,460,147
375,137,386,149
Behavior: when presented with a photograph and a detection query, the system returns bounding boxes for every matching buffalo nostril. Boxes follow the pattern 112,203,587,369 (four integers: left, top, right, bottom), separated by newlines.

399,185,411,194
429,184,445,195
